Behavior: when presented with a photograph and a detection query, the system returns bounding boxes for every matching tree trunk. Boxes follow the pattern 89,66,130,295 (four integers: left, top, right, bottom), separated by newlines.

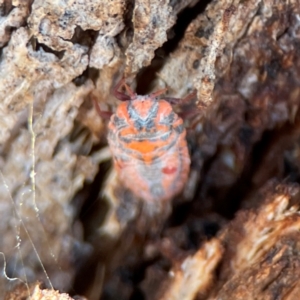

1,0,300,299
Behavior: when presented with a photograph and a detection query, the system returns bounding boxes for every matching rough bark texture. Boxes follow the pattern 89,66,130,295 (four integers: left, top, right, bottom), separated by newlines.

1,0,300,299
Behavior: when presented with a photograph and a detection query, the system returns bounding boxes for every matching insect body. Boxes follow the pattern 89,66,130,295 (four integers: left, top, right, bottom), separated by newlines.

99,79,191,202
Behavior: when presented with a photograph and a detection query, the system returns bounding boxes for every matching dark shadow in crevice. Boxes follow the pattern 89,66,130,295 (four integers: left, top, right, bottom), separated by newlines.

73,67,99,87
129,289,145,300
215,123,296,219
33,38,66,59
212,130,274,219
70,26,99,49
77,159,112,238
69,150,111,295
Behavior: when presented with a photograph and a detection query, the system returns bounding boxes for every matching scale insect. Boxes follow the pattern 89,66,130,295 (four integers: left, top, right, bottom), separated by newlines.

94,78,192,202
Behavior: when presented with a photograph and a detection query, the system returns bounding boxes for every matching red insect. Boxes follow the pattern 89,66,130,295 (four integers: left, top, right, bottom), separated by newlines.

94,79,191,202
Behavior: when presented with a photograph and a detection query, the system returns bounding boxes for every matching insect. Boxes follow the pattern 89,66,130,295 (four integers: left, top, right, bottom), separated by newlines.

94,78,191,202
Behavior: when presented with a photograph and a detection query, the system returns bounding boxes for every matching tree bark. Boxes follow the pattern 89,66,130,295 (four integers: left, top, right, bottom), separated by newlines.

1,0,300,299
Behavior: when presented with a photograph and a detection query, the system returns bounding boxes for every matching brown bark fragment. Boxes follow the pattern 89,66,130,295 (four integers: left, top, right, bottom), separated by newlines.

158,239,223,300
125,0,176,75
210,182,300,300
4,282,81,300
28,0,125,51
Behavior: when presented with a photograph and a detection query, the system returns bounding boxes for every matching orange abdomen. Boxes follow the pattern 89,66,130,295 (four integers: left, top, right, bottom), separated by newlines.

107,97,190,202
